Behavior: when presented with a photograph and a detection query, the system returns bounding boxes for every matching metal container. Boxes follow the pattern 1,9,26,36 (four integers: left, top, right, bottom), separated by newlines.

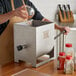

14,20,55,67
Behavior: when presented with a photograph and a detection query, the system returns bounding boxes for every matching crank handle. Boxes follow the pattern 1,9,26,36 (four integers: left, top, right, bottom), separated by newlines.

54,30,66,40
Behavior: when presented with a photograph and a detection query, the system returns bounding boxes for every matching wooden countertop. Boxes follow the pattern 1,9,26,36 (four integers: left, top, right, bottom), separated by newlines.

0,60,76,76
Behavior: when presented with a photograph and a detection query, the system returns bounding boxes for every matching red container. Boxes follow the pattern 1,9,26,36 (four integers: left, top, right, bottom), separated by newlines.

57,52,65,70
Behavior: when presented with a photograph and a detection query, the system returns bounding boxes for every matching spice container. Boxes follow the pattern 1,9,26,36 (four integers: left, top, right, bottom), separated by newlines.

64,56,74,74
57,52,65,70
65,43,74,59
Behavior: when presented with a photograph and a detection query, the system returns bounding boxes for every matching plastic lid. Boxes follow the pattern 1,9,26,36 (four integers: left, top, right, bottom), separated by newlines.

65,43,72,47
59,52,65,56
66,56,72,60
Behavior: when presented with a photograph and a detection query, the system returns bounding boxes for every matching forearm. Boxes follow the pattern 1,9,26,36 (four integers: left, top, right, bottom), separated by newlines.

42,18,61,30
55,24,61,30
0,11,15,24
42,18,70,34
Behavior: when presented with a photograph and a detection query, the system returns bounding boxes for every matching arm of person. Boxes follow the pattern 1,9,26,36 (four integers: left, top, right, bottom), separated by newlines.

0,11,15,24
42,18,62,30
0,5,28,24
42,18,70,35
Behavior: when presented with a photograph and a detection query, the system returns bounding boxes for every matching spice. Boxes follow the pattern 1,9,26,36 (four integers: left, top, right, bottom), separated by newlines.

64,56,74,74
57,52,65,70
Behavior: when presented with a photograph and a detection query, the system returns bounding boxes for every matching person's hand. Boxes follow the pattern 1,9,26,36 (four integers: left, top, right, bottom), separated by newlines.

14,5,28,19
42,18,51,22
58,26,70,35
55,24,70,35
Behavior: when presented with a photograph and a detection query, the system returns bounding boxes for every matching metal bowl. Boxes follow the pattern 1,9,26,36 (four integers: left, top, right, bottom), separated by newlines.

26,5,35,19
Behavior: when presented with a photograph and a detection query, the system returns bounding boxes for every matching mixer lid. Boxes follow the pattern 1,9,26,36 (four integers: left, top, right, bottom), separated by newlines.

32,20,53,27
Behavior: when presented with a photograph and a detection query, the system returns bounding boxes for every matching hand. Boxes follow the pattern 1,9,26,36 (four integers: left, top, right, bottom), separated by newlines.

55,24,70,35
42,18,51,22
14,5,28,19
58,26,70,35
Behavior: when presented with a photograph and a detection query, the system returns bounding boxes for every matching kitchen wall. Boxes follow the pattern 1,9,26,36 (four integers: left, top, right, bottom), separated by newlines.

31,0,76,21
